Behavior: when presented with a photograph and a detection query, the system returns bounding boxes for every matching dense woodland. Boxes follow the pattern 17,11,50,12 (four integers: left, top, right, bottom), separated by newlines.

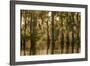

20,10,81,56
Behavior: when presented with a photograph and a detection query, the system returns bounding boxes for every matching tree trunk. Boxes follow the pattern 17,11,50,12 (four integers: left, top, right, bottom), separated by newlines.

29,12,32,55
76,13,80,53
60,15,64,54
71,32,74,53
46,20,50,54
66,13,70,53
61,31,64,54
51,12,55,54
66,32,70,53
71,13,75,53
32,15,37,55
23,16,26,55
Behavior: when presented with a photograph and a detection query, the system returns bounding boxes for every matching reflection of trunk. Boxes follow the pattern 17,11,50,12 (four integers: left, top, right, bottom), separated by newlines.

71,32,74,53
51,12,55,54
76,34,80,53
31,35,36,55
66,32,69,53
61,31,64,54
46,20,50,54
23,17,26,55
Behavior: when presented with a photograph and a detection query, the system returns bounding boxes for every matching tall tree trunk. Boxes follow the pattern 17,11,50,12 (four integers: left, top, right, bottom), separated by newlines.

51,12,55,54
66,13,70,53
66,32,69,53
23,15,26,55
71,13,75,53
29,12,32,55
29,12,37,55
76,13,80,53
46,20,50,54
31,15,37,55
60,15,64,54
71,32,74,53
61,31,64,54
76,34,80,53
